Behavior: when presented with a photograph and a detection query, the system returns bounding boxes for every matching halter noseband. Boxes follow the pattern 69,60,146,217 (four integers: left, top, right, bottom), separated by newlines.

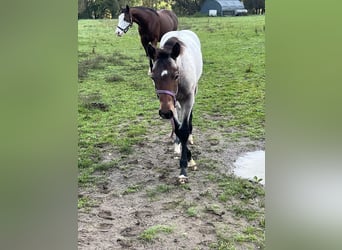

116,23,131,33
156,89,177,106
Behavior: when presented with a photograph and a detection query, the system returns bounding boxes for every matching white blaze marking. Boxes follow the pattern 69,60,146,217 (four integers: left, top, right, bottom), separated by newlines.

118,13,124,22
161,70,168,77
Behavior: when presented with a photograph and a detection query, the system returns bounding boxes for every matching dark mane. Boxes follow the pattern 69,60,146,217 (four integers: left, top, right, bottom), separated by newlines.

134,6,159,16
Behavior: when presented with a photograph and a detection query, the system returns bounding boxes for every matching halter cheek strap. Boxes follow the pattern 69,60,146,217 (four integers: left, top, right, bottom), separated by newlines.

156,89,177,105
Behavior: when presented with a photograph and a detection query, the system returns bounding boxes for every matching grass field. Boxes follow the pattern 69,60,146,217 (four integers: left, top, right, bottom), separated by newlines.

78,15,265,249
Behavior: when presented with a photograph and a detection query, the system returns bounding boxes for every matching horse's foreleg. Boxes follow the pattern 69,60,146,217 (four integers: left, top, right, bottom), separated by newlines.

188,110,194,145
179,137,189,184
173,118,187,182
174,136,181,155
186,110,196,170
149,41,158,72
173,117,196,183
172,103,181,154
142,40,153,74
148,58,153,73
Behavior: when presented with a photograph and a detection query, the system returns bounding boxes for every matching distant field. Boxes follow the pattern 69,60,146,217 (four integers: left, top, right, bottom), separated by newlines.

78,15,265,249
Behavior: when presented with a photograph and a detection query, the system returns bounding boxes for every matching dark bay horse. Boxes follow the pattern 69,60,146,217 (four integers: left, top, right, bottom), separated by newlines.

147,30,203,183
115,5,178,69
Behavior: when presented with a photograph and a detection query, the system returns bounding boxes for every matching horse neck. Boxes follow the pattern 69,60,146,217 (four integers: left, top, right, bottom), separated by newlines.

130,8,153,26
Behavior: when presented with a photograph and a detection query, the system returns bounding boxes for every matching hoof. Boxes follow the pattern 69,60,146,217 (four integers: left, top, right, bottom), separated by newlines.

188,134,194,145
188,159,197,171
178,175,188,184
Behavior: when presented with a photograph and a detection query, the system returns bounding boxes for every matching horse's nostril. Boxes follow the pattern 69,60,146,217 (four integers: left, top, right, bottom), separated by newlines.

159,110,173,119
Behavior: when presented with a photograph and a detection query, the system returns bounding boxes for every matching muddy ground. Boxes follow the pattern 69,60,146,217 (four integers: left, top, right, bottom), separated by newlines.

78,121,265,249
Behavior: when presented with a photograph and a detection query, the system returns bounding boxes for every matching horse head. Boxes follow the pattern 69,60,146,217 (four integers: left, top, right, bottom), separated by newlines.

147,41,182,119
115,5,132,36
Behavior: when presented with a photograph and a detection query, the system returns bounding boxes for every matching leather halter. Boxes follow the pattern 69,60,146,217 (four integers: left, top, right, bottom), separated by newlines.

116,23,131,33
155,89,177,106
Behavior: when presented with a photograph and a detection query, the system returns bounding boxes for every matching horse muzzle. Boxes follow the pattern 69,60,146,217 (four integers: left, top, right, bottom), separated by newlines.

159,109,173,119
115,30,123,36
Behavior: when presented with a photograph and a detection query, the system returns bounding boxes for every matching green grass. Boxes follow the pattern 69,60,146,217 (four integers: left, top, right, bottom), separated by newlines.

175,17,265,139
78,196,91,209
211,225,265,250
186,206,199,217
217,175,265,202
139,224,174,242
146,184,173,200
123,184,143,195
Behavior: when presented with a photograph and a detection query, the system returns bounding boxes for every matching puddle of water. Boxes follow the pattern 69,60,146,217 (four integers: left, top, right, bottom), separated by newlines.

233,150,265,185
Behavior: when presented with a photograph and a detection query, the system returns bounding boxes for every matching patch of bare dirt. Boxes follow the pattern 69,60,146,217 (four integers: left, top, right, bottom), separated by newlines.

78,121,264,249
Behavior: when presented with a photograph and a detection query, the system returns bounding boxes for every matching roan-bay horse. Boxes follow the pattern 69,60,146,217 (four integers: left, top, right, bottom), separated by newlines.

115,5,178,69
147,30,203,183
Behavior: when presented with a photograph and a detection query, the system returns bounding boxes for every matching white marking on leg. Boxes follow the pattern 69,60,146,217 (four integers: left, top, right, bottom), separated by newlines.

188,134,194,145
174,142,181,154
188,158,197,171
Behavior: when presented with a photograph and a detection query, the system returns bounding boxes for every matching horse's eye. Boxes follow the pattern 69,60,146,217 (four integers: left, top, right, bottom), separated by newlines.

174,74,179,80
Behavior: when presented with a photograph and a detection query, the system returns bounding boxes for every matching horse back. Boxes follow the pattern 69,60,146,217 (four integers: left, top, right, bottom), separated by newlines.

157,10,178,40
161,30,202,82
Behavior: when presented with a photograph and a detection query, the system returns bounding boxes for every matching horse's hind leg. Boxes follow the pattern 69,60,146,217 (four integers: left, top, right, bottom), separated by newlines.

187,147,197,171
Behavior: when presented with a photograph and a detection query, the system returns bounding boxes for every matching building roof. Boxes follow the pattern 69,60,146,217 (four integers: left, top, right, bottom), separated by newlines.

215,0,244,10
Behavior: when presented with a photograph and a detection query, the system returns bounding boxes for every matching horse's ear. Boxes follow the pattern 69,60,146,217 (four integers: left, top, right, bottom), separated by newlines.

126,5,129,12
171,42,180,60
147,44,156,60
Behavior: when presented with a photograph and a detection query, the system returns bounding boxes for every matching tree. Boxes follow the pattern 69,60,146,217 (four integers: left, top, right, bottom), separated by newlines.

78,0,207,19
78,0,121,19
173,0,204,15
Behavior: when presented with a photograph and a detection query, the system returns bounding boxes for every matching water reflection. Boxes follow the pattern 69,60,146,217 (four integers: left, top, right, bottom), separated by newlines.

233,150,265,185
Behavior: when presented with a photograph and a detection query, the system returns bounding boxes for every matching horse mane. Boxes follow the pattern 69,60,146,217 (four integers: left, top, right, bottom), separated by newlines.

134,6,159,16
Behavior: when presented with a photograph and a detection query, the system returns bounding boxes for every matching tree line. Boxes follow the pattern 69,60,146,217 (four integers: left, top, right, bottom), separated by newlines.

78,0,265,19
